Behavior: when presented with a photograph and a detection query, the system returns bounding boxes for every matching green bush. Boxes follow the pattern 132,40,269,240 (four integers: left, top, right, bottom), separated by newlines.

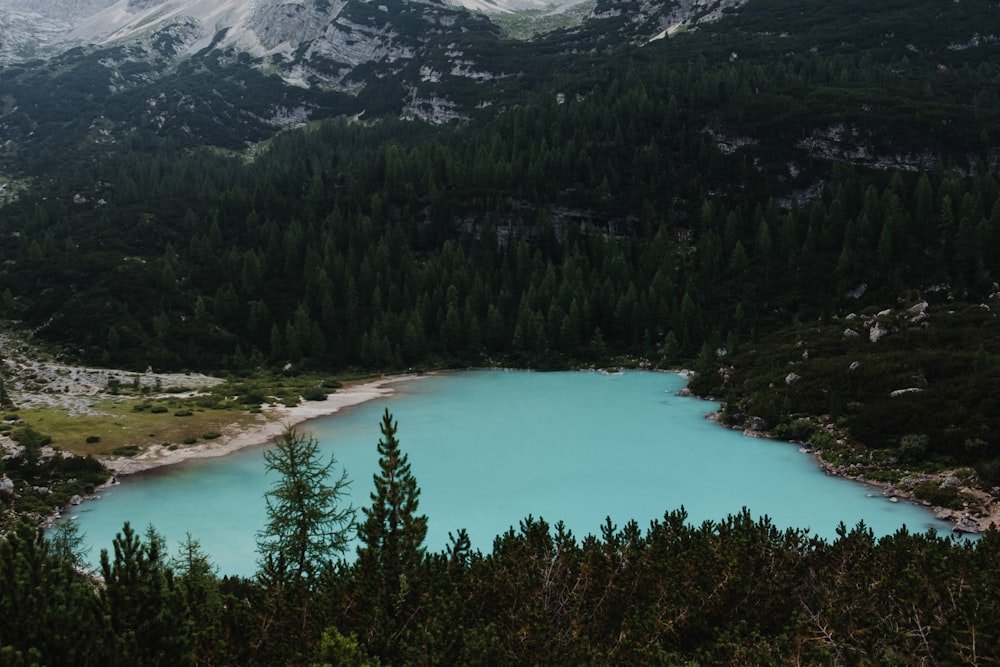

302,387,328,401
238,390,266,405
975,457,1000,487
202,431,221,440
899,434,930,464
772,419,818,442
182,437,197,445
112,445,140,457
12,427,51,449
85,435,100,443
912,480,963,509
321,379,342,389
150,405,168,414
174,410,193,417
808,430,836,449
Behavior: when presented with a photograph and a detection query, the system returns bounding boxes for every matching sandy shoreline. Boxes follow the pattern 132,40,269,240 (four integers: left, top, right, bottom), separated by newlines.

100,374,425,476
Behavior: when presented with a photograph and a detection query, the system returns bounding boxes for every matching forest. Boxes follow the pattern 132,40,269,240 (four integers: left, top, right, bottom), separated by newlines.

2,0,1000,661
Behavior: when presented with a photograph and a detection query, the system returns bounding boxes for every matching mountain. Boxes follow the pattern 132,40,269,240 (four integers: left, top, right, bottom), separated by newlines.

1,0,999,483
0,0,728,65
0,0,754,172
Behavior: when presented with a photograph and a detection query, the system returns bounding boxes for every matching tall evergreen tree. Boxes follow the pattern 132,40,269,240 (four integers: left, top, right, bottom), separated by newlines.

357,409,427,576
355,409,428,657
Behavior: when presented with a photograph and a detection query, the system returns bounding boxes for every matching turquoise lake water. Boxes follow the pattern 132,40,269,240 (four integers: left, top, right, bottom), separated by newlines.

71,370,948,576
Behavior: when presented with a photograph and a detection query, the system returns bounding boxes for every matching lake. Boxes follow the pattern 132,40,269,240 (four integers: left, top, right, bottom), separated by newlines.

71,370,948,576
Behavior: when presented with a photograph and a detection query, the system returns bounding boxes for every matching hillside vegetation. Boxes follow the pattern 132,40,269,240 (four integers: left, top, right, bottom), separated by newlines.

1,0,1000,660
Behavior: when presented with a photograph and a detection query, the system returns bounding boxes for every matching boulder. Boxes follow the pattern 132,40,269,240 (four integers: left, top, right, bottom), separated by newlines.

785,372,801,385
953,514,980,534
940,476,963,489
870,324,892,342
747,416,768,432
849,361,862,372
69,494,83,506
0,475,13,496
844,328,860,338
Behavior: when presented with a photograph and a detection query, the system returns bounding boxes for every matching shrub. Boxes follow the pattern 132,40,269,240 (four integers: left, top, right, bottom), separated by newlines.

808,430,836,449
202,431,221,440
965,438,988,458
238,390,266,405
12,426,51,449
772,418,817,442
975,457,1000,487
899,434,930,464
174,410,193,417
302,387,328,401
321,379,342,389
912,480,963,509
112,445,140,457
182,437,197,445
85,435,101,444
150,405,168,414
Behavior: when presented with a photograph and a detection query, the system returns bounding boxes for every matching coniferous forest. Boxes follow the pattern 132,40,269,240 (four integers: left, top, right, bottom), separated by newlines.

3,0,1000,662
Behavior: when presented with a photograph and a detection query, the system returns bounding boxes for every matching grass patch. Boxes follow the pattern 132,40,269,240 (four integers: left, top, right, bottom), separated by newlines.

14,400,267,457
8,371,375,460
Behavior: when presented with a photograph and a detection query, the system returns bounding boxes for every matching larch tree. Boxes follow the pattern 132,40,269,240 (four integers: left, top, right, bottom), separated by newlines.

256,426,356,586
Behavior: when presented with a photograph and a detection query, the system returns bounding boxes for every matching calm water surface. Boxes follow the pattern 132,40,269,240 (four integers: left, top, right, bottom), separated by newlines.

72,370,947,576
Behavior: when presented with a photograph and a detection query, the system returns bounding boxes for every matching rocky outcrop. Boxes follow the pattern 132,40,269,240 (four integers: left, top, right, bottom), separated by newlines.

889,387,925,398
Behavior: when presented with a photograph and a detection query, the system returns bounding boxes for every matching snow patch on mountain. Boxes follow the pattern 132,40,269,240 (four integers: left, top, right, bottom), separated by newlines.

454,0,591,14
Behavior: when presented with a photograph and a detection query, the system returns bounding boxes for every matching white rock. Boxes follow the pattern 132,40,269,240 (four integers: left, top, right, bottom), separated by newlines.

870,325,891,342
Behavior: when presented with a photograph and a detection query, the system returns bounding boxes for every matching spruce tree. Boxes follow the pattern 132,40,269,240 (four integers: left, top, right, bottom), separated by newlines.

357,409,428,575
355,409,428,657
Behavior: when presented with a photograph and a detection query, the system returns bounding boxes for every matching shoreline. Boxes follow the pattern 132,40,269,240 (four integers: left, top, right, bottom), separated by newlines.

99,373,426,477
702,410,1000,535
76,367,998,536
